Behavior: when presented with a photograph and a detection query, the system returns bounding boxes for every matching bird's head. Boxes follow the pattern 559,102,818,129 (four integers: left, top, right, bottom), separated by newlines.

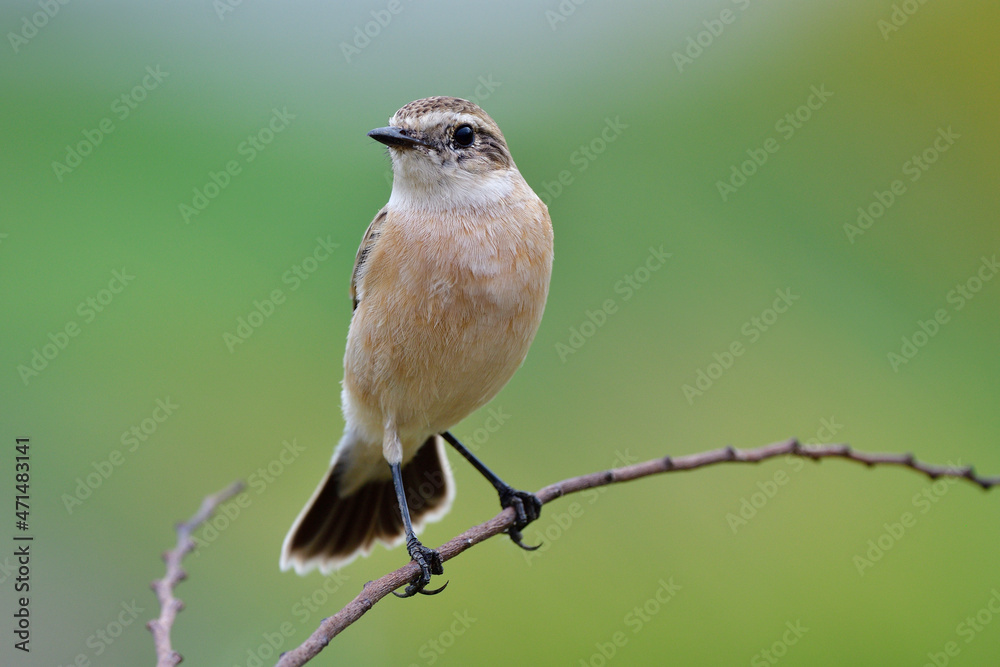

368,96,520,209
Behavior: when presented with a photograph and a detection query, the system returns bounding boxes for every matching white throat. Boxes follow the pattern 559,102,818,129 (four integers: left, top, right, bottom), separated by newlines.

386,153,519,213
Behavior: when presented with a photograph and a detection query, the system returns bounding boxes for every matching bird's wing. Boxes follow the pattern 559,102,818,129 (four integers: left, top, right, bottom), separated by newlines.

350,207,388,311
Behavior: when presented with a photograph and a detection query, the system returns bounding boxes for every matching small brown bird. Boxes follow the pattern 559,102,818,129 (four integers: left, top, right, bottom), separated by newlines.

281,97,554,596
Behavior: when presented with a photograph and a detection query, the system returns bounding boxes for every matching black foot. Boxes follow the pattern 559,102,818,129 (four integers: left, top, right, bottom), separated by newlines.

499,487,543,551
394,536,447,598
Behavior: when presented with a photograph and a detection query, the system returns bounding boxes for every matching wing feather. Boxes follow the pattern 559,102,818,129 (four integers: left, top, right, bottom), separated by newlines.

350,208,388,311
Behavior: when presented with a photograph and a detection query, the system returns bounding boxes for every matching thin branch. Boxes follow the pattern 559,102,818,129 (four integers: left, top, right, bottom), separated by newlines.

275,438,999,666
147,481,245,666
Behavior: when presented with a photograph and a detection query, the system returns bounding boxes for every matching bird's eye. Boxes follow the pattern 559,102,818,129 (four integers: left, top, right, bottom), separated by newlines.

454,124,475,147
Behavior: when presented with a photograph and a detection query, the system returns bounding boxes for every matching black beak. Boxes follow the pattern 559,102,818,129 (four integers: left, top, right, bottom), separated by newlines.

367,126,426,148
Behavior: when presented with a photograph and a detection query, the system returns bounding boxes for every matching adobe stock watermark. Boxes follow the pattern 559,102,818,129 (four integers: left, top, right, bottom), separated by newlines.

61,397,180,514
235,623,297,667
750,621,809,666
545,0,589,31
222,235,339,352
887,254,997,372
340,0,414,63
455,406,511,453
844,126,959,243
682,287,799,405
672,0,753,73
235,571,352,667
877,0,932,41
407,610,478,667
292,572,351,625
0,557,16,585
213,0,246,21
716,84,833,202
535,116,628,206
852,460,962,576
577,577,681,666
179,107,295,223
726,416,845,534
192,438,306,555
523,450,639,566
17,268,135,386
51,66,169,182
555,246,671,362
920,588,1000,667
7,0,72,54
57,600,144,667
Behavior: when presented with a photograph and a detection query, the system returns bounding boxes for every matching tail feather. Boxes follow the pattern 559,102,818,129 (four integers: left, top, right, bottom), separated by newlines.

281,435,454,575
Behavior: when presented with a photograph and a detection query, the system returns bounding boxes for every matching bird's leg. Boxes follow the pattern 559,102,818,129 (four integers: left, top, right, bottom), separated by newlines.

441,431,542,551
389,461,447,597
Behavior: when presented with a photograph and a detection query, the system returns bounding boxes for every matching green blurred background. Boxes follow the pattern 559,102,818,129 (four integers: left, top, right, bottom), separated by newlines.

2,0,999,665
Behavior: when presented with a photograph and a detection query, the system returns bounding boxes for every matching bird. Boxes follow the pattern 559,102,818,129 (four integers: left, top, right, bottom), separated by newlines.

281,96,554,596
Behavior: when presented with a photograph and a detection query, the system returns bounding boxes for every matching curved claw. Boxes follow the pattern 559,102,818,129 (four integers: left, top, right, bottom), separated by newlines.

507,528,541,551
418,580,449,595
499,488,543,550
394,538,445,598
394,580,448,598
394,573,448,598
